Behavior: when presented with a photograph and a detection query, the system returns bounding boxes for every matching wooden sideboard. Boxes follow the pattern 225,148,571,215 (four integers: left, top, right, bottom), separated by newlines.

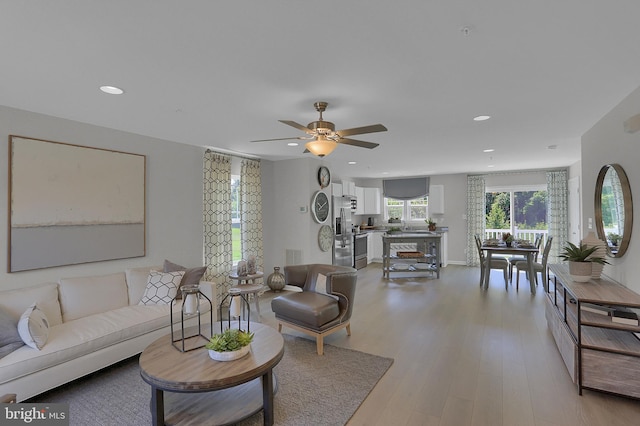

546,264,640,399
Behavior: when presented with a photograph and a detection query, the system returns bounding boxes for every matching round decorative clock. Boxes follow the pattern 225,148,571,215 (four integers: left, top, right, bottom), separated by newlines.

318,225,333,252
311,191,330,223
317,166,331,188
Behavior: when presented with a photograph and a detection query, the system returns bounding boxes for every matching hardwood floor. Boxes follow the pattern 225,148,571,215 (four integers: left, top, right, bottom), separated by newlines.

255,264,640,426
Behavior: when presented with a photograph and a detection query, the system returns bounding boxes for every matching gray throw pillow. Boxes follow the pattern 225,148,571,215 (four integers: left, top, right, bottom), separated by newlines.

0,306,25,359
163,259,207,287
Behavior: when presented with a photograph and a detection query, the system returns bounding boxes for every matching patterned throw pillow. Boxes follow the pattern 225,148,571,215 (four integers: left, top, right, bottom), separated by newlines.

138,270,185,305
17,303,50,350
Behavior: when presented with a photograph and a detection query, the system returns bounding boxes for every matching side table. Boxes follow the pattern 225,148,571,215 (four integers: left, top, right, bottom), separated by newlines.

228,271,264,317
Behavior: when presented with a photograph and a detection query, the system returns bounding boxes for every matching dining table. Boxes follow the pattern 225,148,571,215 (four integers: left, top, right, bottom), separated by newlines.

481,243,540,294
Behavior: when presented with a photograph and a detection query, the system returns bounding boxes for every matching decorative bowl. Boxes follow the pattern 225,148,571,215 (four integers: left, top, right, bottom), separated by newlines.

208,344,251,361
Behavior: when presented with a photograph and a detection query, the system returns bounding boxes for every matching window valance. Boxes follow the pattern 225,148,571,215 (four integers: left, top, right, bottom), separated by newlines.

382,177,430,200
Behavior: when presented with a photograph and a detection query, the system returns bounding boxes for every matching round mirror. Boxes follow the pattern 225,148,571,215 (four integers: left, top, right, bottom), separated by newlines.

594,164,633,257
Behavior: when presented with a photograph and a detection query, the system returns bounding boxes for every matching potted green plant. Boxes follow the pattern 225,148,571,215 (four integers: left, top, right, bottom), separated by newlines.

425,218,436,231
502,232,514,247
206,328,254,361
559,242,609,282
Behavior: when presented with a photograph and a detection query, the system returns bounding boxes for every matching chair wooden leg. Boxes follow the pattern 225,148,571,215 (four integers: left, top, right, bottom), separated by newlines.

503,268,509,289
316,336,324,355
346,323,351,336
277,323,282,332
516,269,520,291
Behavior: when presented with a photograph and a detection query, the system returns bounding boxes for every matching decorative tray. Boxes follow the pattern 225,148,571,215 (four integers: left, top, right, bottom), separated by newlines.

397,251,424,258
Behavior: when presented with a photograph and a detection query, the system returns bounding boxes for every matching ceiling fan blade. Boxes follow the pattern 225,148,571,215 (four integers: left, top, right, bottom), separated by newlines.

337,138,380,149
250,136,306,142
336,124,387,137
279,120,312,133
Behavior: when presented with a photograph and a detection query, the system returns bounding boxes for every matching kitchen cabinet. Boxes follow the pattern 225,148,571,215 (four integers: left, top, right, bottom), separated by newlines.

364,187,381,214
429,185,444,214
342,180,356,197
546,264,640,398
355,186,381,215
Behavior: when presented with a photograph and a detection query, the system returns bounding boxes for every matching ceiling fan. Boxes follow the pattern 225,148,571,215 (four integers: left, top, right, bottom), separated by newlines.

251,101,387,157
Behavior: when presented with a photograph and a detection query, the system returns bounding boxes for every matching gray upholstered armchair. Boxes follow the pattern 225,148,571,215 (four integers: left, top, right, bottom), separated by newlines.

270,264,357,355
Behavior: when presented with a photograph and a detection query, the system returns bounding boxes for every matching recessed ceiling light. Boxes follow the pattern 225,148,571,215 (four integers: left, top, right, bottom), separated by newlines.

488,165,495,168
348,161,357,165
99,85,124,95
483,149,495,153
382,171,389,175
474,115,491,121
287,142,299,146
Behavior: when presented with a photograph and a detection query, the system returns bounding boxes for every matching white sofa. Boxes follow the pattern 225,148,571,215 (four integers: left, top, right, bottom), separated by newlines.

0,266,216,402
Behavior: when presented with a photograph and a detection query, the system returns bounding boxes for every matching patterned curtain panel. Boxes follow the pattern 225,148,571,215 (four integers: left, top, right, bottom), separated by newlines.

466,175,486,266
203,150,232,297
546,170,569,263
240,158,264,273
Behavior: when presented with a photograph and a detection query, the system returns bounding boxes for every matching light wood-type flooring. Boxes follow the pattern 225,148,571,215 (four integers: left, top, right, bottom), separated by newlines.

253,263,640,426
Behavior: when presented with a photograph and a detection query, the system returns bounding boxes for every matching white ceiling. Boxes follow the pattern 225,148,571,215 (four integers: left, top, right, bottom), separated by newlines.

2,1,640,179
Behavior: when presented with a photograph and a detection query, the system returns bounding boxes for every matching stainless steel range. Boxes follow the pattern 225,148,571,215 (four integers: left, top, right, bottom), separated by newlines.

354,233,368,269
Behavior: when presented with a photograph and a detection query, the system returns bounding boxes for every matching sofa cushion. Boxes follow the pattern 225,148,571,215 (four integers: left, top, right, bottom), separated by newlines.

0,283,62,327
271,292,340,328
125,266,161,305
138,271,184,305
17,303,49,350
163,259,207,295
0,304,181,386
0,307,24,359
59,272,129,322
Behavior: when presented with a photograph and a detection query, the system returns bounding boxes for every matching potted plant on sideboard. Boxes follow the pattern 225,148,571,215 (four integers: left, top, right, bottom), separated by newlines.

559,242,609,282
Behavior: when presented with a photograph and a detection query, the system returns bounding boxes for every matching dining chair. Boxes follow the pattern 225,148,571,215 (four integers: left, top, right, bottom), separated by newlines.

514,236,554,292
474,234,509,288
508,233,542,282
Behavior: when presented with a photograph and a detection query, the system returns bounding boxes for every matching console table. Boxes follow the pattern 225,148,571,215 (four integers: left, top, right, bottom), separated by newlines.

546,264,640,399
382,233,441,278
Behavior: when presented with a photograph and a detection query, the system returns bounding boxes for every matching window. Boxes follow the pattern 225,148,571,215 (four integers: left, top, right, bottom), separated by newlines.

384,196,429,222
485,185,547,240
231,175,241,262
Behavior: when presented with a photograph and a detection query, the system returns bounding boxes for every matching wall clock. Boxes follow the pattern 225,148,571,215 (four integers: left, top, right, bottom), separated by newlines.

317,166,331,188
318,225,333,252
311,190,330,223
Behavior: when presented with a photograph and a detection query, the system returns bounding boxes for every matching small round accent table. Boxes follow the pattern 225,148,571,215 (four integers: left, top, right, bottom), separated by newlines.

140,322,284,426
228,271,264,317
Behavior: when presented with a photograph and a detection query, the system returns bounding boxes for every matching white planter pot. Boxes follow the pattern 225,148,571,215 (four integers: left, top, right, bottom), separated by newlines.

569,261,592,282
208,344,251,361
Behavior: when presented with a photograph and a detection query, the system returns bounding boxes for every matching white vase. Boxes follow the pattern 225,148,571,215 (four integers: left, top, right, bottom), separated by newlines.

569,261,592,282
582,232,607,279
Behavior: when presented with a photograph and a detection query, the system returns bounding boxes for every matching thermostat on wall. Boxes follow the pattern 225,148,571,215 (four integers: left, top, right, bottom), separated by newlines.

300,206,308,213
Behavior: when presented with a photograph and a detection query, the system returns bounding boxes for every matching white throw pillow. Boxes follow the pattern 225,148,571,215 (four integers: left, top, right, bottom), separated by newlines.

17,303,50,350
138,270,184,305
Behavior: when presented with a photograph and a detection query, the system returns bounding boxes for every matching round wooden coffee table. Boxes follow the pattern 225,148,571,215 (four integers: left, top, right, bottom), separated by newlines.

139,322,284,426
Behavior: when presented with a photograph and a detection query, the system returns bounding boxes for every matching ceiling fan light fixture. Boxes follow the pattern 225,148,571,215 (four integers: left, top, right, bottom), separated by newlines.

305,136,337,157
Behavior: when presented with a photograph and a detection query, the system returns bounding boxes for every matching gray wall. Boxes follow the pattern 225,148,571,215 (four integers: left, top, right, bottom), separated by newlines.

0,105,205,291
582,85,640,292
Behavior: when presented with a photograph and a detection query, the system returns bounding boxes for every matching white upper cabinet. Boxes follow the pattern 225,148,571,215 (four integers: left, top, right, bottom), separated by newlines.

364,187,381,214
342,180,356,197
355,186,381,215
429,185,444,214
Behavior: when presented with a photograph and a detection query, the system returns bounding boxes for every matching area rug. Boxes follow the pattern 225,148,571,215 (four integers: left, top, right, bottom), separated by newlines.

29,335,393,425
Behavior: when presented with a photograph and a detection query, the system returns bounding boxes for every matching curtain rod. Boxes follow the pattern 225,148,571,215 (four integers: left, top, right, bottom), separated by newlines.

468,167,567,177
204,147,261,162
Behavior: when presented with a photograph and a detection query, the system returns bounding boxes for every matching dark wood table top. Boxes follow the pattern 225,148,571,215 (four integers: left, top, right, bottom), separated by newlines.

139,322,284,393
